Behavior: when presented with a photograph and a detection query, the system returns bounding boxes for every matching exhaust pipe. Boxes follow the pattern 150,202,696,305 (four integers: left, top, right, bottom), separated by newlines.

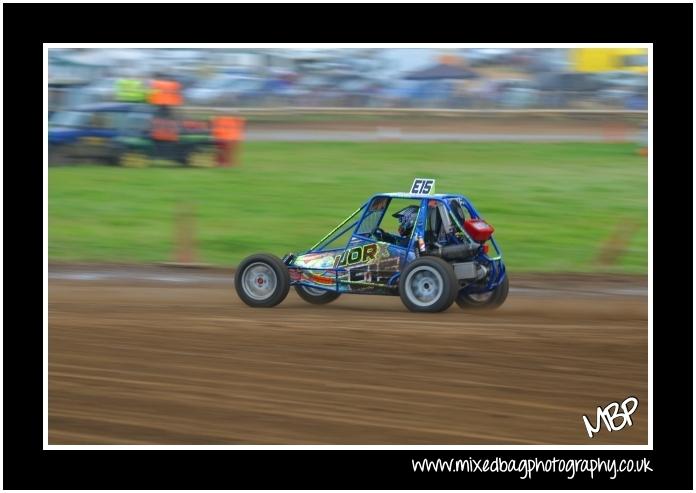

428,243,477,261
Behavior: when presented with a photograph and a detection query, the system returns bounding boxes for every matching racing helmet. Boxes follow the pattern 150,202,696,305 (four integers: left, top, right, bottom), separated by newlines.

396,207,418,237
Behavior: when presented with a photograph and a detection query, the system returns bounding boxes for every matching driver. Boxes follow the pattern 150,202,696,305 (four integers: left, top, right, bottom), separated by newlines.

375,207,417,247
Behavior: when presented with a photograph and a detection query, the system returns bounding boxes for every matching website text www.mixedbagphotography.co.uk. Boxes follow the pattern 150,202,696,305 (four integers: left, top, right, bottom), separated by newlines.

412,456,653,479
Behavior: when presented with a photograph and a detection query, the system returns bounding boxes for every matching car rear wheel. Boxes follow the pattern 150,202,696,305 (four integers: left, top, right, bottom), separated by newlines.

399,257,458,312
235,254,290,308
294,285,340,304
456,274,509,310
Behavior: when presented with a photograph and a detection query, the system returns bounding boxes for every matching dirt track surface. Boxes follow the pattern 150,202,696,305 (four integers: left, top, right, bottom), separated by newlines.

48,266,648,445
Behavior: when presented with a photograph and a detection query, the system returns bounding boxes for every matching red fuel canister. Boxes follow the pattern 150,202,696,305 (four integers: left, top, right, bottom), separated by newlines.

463,218,494,243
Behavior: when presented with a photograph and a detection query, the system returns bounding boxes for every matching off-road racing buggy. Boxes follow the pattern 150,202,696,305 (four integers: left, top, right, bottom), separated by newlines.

234,179,508,312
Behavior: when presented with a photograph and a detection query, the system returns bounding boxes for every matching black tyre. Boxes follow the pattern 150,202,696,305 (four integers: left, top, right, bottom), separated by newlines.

235,254,290,308
294,285,341,304
399,257,458,312
456,274,509,310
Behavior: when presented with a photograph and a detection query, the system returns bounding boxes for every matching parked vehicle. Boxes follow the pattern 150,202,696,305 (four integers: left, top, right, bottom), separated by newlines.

379,80,454,107
592,71,648,90
48,102,214,167
184,76,265,106
48,103,146,165
463,48,516,66
497,79,540,108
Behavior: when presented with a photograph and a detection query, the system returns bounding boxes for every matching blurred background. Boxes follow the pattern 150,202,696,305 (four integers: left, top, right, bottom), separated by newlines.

49,47,647,111
48,47,648,274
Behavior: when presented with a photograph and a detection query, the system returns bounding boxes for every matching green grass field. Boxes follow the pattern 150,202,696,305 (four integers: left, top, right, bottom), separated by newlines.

48,142,648,273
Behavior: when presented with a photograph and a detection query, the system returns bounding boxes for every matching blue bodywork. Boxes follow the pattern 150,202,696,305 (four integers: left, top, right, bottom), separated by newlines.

48,103,152,145
285,192,506,296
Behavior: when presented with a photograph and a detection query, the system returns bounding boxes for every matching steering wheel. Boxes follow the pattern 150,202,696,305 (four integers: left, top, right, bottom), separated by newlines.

373,228,386,240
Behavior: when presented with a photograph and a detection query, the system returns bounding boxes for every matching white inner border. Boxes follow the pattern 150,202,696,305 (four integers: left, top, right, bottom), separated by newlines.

43,43,652,451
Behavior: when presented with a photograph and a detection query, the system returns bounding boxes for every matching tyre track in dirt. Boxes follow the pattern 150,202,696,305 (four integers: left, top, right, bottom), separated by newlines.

48,269,648,445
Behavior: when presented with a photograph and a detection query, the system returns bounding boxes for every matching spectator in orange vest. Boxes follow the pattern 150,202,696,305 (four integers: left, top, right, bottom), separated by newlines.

149,78,183,106
151,117,179,141
150,106,181,164
212,116,245,167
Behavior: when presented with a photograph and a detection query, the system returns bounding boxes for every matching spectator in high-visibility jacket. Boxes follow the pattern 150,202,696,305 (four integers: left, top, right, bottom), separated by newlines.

149,79,183,106
116,78,148,103
150,106,181,163
212,116,244,141
151,116,179,141
212,116,245,167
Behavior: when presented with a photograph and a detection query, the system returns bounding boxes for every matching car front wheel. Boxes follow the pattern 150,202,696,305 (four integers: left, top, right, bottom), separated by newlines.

235,254,290,308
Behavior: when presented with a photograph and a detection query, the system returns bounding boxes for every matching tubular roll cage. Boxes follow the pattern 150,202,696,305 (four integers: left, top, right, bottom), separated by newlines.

285,193,505,294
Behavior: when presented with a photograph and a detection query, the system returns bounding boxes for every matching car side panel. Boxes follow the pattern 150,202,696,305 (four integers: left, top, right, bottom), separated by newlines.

289,239,405,295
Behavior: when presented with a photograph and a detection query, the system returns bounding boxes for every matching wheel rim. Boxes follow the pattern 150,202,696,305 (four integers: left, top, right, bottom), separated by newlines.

404,266,443,307
241,263,278,301
301,285,327,296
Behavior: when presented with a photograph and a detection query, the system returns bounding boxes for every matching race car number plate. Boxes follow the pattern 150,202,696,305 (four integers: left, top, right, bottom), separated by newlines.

410,178,435,195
